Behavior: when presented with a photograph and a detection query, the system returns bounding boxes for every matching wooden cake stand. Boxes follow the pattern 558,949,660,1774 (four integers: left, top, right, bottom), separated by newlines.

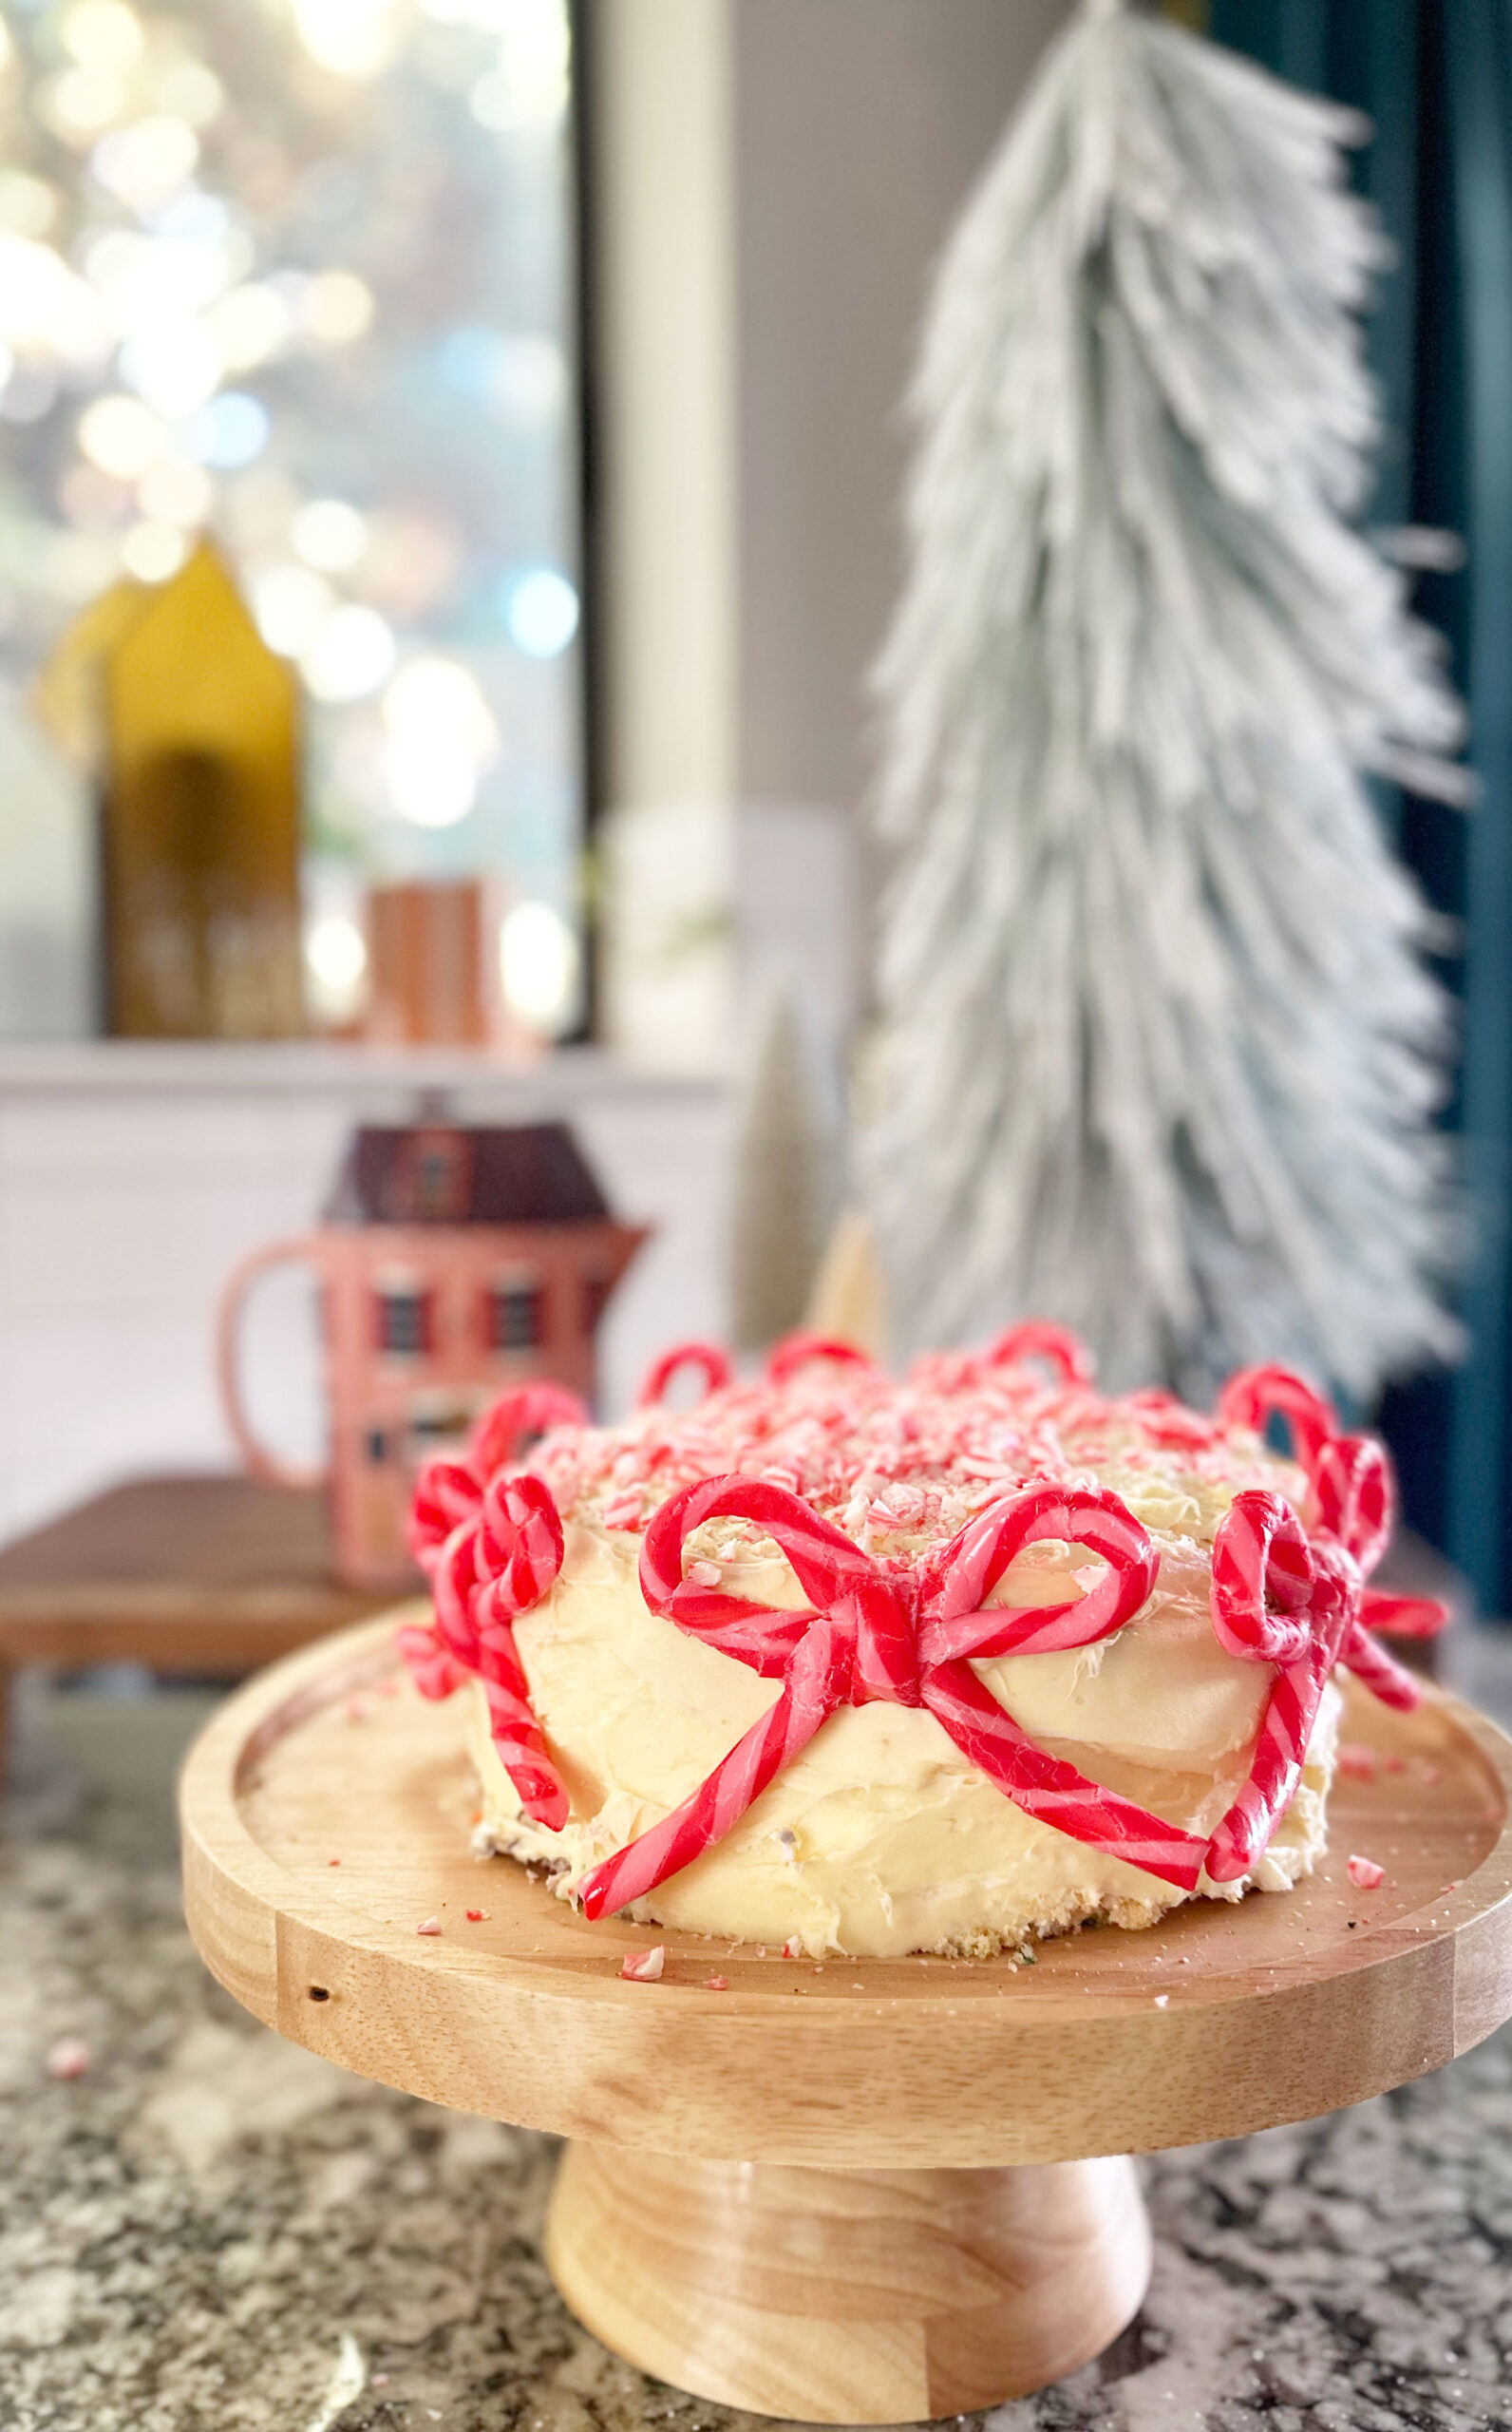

180,1614,1512,2424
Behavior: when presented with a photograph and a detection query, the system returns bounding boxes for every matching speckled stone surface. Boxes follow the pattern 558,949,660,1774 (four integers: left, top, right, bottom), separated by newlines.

3,1680,1512,2432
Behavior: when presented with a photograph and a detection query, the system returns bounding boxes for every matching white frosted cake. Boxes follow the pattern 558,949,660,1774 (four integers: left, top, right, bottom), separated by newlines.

401,1330,1438,1961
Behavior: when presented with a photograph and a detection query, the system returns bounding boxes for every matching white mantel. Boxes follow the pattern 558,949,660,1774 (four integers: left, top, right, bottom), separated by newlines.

0,1038,723,1098
0,1043,733,1544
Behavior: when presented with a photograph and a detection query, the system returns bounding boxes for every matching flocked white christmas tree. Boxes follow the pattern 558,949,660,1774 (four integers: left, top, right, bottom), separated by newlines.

863,0,1471,1398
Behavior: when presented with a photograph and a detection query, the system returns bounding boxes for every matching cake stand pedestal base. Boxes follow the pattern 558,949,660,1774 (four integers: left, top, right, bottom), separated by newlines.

545,2144,1152,2422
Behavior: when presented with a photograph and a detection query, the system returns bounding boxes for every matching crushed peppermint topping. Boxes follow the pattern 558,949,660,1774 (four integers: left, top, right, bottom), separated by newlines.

620,1946,666,1982
514,1353,1303,1561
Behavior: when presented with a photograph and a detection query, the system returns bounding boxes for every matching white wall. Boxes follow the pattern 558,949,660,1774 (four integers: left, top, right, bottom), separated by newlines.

589,0,1074,824
591,0,737,820
588,0,1072,1063
729,0,1073,817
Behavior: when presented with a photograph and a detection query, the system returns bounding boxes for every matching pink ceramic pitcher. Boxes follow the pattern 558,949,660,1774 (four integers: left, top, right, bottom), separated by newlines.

217,1122,646,1586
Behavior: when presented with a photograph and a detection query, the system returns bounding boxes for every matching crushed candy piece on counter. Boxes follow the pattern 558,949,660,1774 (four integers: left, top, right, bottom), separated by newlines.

1337,1744,1377,1781
620,1946,666,1983
1346,1854,1385,1890
705,1975,729,1990
416,1916,444,1935
47,2035,90,2080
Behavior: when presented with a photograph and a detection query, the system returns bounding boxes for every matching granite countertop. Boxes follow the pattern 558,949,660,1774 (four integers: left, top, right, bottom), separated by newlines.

3,1666,1512,2432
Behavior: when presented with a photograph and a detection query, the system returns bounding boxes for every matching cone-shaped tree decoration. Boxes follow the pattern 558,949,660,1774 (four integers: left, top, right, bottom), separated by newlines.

729,986,837,1355
864,0,1470,1398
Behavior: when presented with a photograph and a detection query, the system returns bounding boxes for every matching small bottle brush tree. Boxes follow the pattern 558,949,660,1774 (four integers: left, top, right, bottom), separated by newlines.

728,986,836,1356
863,0,1470,1397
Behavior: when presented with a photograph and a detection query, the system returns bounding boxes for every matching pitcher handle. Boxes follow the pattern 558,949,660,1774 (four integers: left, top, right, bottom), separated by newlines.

217,1238,327,1490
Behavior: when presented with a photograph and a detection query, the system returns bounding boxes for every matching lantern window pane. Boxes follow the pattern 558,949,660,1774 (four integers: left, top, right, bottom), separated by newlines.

489,1274,542,1350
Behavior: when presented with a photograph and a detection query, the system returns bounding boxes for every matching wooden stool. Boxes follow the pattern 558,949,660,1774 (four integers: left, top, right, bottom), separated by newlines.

0,1475,394,1782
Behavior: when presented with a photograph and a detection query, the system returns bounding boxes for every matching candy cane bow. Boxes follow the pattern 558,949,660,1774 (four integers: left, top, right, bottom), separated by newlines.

408,1380,588,1572
409,1468,569,1826
1204,1490,1359,1882
1219,1365,1448,1662
576,1474,1211,1921
399,1380,587,1829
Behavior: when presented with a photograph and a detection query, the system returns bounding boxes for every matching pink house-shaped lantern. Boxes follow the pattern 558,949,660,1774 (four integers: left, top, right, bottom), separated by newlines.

220,1121,647,1585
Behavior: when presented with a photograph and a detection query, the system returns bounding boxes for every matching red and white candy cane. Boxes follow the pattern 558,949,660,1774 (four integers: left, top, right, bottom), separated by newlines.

916,1481,1158,1662
403,1470,570,1827
395,1621,466,1701
1312,1432,1448,1666
472,1380,586,1479
916,1487,1208,1890
473,1470,565,1645
637,1340,734,1407
408,1457,482,1575
1217,1370,1446,1686
1208,1491,1315,1666
468,1471,569,1826
1218,1365,1338,1473
409,1379,588,1570
1205,1497,1357,1881
984,1321,1096,1384
401,1384,577,1825
1313,1434,1391,1575
765,1332,879,1384
579,1478,917,1918
1352,1590,1448,1640
1219,1366,1421,1612
578,1474,1205,1921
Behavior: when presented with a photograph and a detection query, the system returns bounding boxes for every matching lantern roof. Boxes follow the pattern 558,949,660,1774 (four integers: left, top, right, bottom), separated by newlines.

328,1121,616,1228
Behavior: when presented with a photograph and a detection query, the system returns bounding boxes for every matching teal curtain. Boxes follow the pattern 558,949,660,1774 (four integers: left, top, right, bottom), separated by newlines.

1210,3,1512,1616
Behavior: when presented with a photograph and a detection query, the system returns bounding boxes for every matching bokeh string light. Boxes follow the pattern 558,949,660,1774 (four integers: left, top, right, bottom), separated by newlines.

0,0,584,1037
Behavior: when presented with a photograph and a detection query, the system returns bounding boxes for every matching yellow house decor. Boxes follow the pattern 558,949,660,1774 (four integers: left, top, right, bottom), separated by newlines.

36,542,303,1038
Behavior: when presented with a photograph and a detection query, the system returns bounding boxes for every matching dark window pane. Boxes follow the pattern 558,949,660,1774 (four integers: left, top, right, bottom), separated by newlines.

377,1284,429,1356
489,1278,543,1350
